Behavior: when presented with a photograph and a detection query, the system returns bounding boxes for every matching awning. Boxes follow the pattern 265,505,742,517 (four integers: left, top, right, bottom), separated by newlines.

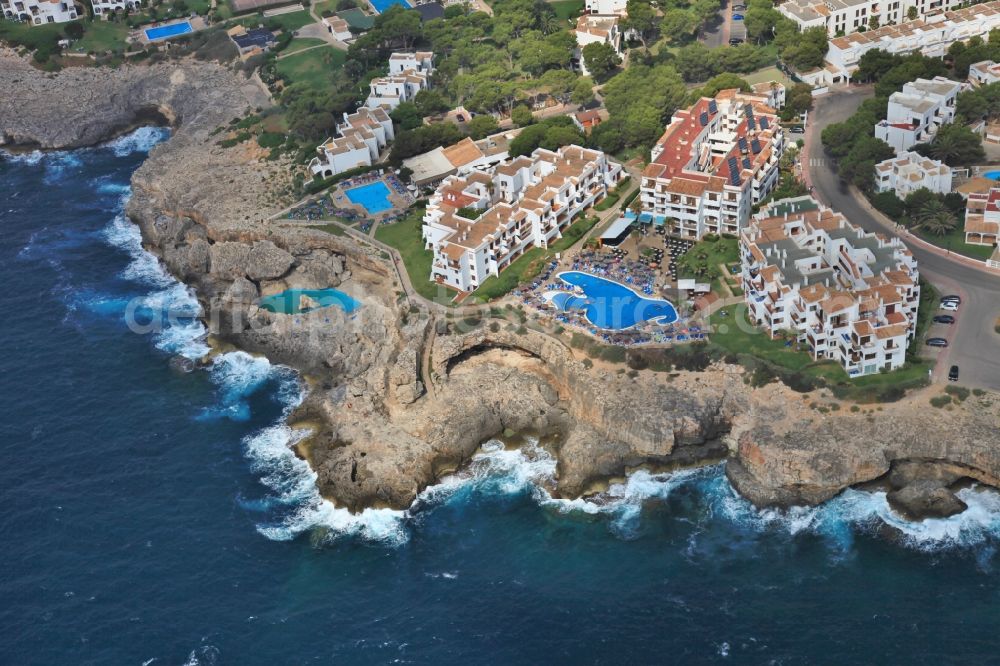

599,217,634,246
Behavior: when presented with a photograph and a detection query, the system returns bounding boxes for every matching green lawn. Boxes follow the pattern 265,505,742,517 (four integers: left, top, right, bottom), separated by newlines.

265,10,317,33
911,224,996,262
275,46,347,91
471,247,549,302
677,235,740,281
742,66,794,89
74,20,130,54
0,20,64,51
549,0,584,23
709,309,820,371
374,207,446,303
281,37,326,54
313,0,340,15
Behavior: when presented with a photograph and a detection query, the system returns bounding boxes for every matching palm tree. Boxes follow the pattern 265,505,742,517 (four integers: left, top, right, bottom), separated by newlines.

914,200,957,237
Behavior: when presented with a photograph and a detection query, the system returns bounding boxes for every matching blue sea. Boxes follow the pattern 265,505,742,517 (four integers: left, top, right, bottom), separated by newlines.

3,130,1000,665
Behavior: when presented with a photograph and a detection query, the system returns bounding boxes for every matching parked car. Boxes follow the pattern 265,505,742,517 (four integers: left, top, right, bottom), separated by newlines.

926,337,949,347
732,13,744,19
789,126,805,134
933,314,955,324
948,365,960,381
729,37,744,44
940,295,962,304
940,301,959,311
732,3,747,9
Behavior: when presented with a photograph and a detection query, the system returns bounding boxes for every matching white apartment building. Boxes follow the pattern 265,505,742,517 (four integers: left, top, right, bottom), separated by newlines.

964,187,1000,247
874,150,952,198
874,76,961,153
573,14,621,76
640,89,785,239
366,51,435,112
778,0,963,37
741,196,920,376
422,145,624,292
402,129,523,186
585,0,626,15
969,59,1000,86
308,107,394,178
807,0,1000,85
91,0,138,16
1,0,78,23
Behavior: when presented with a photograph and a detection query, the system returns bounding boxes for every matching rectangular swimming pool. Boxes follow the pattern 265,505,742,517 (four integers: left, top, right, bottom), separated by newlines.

144,21,194,41
368,0,411,13
345,181,394,215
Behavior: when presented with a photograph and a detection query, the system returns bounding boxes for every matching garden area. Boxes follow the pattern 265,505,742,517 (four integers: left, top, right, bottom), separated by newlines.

675,234,740,294
275,47,347,92
373,206,442,303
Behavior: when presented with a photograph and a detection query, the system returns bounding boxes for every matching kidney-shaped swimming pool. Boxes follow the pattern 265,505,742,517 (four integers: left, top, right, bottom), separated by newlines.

544,271,678,330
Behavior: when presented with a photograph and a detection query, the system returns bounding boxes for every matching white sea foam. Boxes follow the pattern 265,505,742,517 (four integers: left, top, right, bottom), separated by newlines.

1,149,44,165
101,211,210,359
713,472,1000,552
103,126,171,157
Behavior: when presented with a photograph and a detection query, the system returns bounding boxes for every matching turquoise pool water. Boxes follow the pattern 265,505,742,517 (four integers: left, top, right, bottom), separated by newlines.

545,271,678,330
369,0,411,12
144,21,193,41
984,170,1000,181
346,181,394,214
258,288,360,315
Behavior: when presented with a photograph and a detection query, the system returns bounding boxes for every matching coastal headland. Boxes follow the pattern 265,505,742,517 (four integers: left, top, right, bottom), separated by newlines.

3,51,998,522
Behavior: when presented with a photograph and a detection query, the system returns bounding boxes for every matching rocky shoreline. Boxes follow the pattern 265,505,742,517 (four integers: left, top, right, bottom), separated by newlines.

3,52,999,522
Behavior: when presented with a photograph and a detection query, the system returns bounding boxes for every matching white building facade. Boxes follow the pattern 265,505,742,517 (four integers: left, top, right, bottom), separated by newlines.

741,196,920,377
874,151,952,198
2,0,78,23
874,76,961,153
422,145,624,292
585,0,625,14
965,188,1000,247
969,59,1000,87
366,51,435,112
808,1,1000,85
778,0,964,37
640,88,785,239
573,14,621,76
308,107,395,178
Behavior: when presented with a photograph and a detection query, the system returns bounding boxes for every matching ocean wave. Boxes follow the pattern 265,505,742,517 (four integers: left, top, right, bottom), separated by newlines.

102,126,171,157
198,352,286,421
1,149,44,166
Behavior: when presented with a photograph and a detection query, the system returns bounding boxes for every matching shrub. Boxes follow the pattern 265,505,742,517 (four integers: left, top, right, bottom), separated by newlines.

945,385,970,402
600,345,627,363
930,394,953,408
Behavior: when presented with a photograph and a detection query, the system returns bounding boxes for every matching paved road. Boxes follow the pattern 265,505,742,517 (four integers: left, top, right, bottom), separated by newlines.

806,87,1000,390
701,0,731,48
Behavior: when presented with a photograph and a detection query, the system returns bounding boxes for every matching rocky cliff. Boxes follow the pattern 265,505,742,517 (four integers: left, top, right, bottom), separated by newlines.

3,52,998,522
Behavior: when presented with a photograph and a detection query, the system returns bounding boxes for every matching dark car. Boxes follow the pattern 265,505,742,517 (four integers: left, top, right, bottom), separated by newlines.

940,295,962,304
933,314,955,324
789,126,805,133
926,337,949,348
729,37,744,44
732,3,747,8
948,365,960,381
732,13,744,19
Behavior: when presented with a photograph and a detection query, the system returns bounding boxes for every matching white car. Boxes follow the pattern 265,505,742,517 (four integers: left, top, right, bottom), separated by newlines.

940,301,959,311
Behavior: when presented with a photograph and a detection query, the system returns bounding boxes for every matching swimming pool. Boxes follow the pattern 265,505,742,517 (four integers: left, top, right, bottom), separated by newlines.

144,21,194,41
368,0,411,12
984,170,1000,181
345,181,394,214
544,271,679,330
258,288,361,315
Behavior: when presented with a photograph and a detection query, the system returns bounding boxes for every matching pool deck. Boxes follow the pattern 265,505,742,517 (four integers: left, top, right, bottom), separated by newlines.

329,174,415,237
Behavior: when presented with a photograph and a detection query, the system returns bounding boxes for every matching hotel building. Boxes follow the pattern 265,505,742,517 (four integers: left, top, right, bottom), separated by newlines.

573,14,621,76
777,0,963,37
421,145,624,292
969,60,1000,87
964,188,1000,248
874,151,952,198
807,0,1000,85
639,89,785,240
366,51,435,112
740,196,920,376
308,107,394,178
873,76,961,154
585,0,626,15
1,0,78,23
